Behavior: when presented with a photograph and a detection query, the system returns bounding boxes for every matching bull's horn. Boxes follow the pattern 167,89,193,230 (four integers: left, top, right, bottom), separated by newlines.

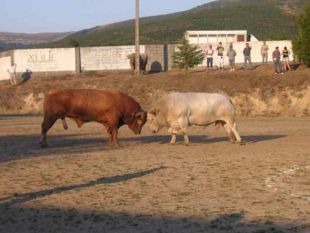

135,111,145,118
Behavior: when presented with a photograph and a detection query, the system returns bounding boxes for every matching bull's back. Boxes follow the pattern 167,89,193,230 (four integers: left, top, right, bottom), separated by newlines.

44,89,139,121
165,92,234,124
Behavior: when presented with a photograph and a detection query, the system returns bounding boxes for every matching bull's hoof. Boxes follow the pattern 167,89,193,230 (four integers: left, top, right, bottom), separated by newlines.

184,142,190,146
40,142,48,148
109,142,120,148
238,141,246,145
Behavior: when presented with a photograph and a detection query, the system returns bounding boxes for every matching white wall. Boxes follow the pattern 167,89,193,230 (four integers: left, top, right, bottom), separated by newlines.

0,56,11,81
80,45,145,71
14,48,76,72
198,40,293,66
0,40,294,77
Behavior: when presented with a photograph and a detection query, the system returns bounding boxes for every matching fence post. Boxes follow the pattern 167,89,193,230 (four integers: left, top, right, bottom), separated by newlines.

75,47,81,74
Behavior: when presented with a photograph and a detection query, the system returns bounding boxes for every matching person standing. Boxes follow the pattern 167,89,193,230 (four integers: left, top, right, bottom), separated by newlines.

261,41,269,64
226,45,237,72
216,42,225,72
205,44,214,69
243,43,252,68
272,47,283,75
281,46,291,72
7,62,17,85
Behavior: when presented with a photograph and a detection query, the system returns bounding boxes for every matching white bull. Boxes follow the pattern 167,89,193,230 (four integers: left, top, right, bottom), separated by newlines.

147,92,241,145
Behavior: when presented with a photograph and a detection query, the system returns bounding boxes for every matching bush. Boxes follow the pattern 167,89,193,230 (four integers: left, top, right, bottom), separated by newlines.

293,5,310,67
69,38,80,47
172,37,205,71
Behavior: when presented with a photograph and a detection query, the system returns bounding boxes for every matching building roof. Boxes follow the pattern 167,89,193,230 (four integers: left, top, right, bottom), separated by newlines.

186,30,247,35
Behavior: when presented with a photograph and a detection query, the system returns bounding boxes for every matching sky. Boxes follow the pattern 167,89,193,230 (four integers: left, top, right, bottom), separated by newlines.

0,0,214,34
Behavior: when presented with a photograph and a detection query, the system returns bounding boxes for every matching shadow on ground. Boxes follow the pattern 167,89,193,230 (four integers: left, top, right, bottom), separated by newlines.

0,206,307,233
123,134,285,144
0,166,165,207
0,134,286,162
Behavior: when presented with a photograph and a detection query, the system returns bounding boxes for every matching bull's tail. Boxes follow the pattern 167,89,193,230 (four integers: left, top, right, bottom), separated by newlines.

62,118,68,130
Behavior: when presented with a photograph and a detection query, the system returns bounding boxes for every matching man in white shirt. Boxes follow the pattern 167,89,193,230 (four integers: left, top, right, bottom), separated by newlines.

7,62,17,85
205,45,214,69
261,41,269,64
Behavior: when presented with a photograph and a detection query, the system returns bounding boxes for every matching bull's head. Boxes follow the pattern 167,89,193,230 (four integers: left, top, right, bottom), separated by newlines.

147,109,161,133
128,111,147,135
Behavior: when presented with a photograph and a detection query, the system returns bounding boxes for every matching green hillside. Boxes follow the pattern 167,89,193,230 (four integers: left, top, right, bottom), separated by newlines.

42,0,309,48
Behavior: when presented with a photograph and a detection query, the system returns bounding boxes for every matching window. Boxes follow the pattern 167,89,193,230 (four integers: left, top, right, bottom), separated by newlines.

237,35,245,42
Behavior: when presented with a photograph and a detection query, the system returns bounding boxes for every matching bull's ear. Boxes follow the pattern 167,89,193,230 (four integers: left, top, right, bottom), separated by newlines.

149,108,159,116
149,110,156,116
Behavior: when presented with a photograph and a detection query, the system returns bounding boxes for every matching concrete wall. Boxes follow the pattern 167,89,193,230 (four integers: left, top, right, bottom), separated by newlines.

80,45,145,71
0,40,294,80
197,40,293,67
145,44,177,72
145,45,165,72
14,48,76,72
0,56,11,81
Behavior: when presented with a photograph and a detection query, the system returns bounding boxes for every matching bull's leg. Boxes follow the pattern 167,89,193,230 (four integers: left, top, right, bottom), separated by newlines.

170,133,177,144
223,123,237,142
62,117,68,130
40,116,57,148
111,129,119,146
222,119,242,143
105,125,119,146
183,133,189,145
179,118,189,145
231,122,242,142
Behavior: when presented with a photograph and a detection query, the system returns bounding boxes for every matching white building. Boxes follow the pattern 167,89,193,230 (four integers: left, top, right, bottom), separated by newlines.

185,30,259,44
183,30,292,66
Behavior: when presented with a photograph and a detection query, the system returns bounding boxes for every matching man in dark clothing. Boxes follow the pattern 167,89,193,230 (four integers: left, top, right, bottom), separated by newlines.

216,42,225,71
272,47,283,75
243,43,252,68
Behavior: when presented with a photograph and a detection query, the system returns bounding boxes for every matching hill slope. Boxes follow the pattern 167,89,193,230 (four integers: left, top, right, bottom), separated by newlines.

42,0,308,48
0,32,72,51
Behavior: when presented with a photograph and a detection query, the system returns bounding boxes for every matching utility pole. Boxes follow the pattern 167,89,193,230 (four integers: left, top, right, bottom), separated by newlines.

135,0,140,76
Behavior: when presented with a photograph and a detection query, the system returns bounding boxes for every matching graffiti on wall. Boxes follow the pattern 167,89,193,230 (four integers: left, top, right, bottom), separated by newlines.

14,48,76,72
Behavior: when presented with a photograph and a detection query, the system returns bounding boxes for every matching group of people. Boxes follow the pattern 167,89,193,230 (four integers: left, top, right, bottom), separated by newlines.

271,45,291,74
204,41,291,74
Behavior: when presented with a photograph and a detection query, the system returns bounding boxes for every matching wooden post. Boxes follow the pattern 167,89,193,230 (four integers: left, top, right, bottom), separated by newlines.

75,47,81,74
135,0,140,76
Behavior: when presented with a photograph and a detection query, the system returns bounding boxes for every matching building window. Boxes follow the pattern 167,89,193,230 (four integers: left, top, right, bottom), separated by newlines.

237,35,245,42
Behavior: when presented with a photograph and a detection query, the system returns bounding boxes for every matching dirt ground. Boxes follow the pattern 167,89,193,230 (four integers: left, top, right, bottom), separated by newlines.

0,116,309,233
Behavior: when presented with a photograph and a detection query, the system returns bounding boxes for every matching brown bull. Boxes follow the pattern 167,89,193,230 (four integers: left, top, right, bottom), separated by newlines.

40,89,147,148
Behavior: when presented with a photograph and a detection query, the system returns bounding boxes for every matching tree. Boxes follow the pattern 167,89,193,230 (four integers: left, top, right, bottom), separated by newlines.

172,37,205,71
293,5,310,67
69,38,80,47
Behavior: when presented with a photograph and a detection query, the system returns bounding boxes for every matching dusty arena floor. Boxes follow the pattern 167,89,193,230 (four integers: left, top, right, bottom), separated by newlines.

0,116,309,233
